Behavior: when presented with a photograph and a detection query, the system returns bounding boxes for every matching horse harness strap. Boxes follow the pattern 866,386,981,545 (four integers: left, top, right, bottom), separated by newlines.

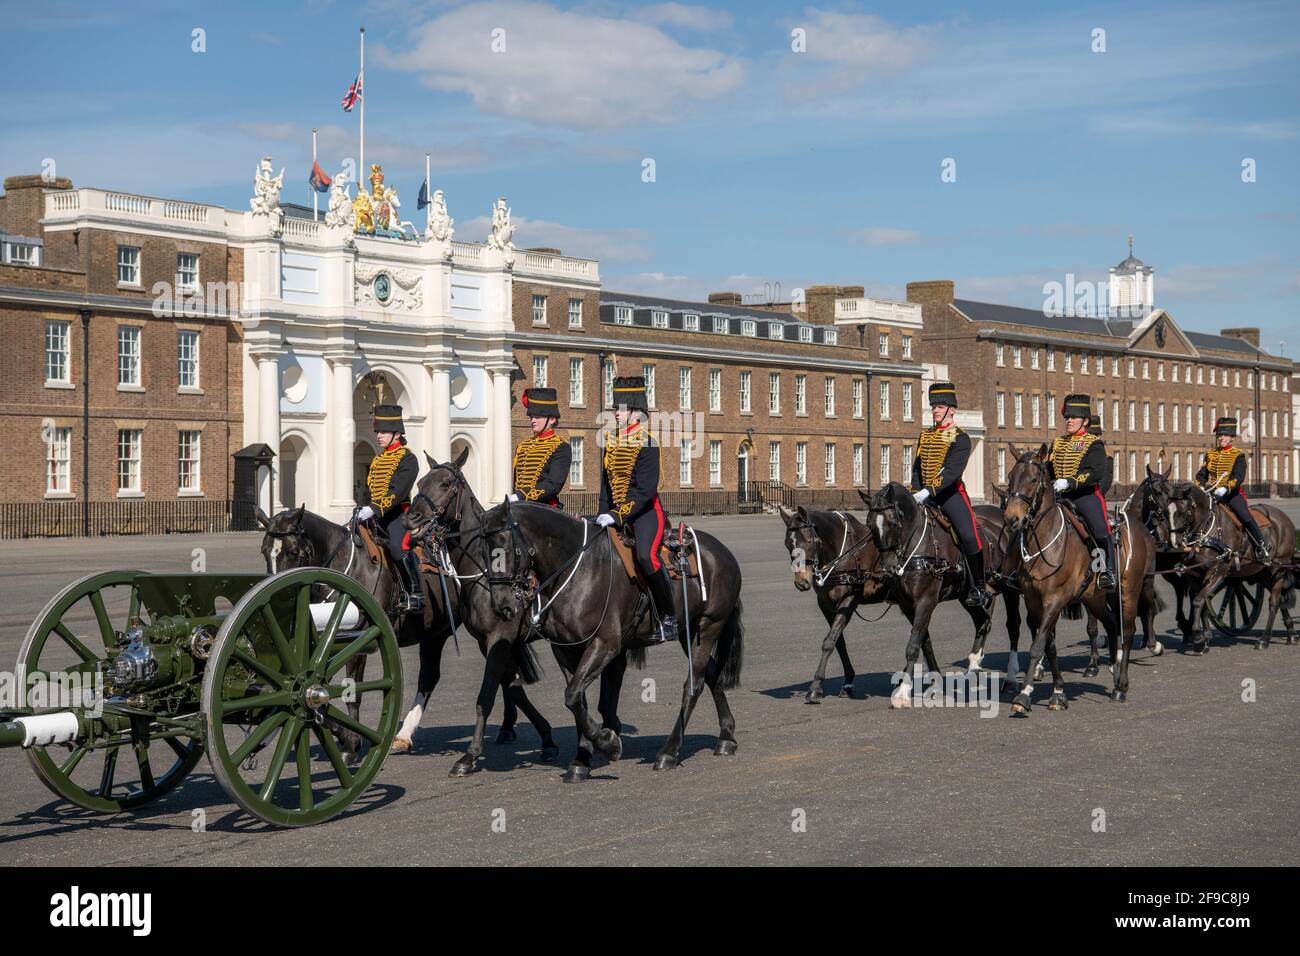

356,523,386,567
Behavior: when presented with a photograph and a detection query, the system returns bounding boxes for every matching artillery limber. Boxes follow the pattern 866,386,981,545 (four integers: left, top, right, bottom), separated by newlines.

0,567,401,827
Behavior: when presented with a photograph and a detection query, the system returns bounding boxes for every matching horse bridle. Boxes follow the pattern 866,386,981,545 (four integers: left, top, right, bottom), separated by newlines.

262,516,315,573
1169,485,1215,549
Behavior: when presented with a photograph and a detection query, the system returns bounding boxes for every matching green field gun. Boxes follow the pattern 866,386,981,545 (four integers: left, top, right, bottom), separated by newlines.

0,568,401,827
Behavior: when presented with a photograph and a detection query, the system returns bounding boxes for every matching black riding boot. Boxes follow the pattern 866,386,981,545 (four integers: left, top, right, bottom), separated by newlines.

1245,523,1270,561
398,551,425,613
647,567,678,644
962,550,992,608
1097,536,1118,592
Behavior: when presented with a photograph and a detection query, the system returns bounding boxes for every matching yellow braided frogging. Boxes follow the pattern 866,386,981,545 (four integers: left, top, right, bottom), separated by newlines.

1049,432,1097,484
513,433,565,500
603,426,653,518
367,445,408,512
917,425,958,489
1203,447,1242,490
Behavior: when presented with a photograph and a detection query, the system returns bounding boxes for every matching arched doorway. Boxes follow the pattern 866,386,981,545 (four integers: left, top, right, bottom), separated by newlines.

450,436,481,497
279,434,315,512
737,440,753,506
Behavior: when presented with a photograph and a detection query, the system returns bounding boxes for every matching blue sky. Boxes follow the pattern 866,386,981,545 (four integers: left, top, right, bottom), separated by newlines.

3,0,1297,349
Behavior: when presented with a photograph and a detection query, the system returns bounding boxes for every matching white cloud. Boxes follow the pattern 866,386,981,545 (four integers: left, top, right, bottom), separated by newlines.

632,3,733,32
378,0,745,129
458,214,655,262
857,227,921,248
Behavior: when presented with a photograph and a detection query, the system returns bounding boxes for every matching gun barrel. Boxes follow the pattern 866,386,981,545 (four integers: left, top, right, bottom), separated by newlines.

0,712,80,749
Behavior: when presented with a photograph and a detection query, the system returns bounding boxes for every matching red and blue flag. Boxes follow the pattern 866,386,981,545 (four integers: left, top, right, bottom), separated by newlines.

308,161,332,193
341,75,363,112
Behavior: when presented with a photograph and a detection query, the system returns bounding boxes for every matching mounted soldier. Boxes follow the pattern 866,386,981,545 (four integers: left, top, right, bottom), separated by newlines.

1196,416,1268,560
509,387,571,508
1089,414,1114,496
1048,394,1116,591
355,403,423,613
594,375,676,644
910,381,989,608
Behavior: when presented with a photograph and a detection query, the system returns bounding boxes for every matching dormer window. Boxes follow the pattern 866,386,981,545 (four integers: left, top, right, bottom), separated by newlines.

824,329,837,345
741,320,756,337
712,316,728,334
683,313,699,332
652,309,669,329
769,321,783,340
799,326,813,343
615,306,632,326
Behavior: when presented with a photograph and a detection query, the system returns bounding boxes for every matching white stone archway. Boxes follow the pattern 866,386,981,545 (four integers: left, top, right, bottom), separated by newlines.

450,433,485,501
278,432,316,512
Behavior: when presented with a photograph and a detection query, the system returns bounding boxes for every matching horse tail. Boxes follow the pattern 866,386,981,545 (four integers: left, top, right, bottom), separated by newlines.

1062,601,1083,621
715,599,745,691
512,639,543,686
626,645,648,670
1148,585,1166,616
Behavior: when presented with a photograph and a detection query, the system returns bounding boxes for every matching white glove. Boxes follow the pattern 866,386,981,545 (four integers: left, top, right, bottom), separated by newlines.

507,493,520,503
355,505,375,521
595,513,616,528
1052,479,1070,492
913,489,930,504
1213,486,1228,498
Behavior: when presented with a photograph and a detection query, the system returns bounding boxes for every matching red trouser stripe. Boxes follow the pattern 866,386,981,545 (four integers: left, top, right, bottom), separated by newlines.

1094,487,1111,532
648,496,665,571
957,483,982,549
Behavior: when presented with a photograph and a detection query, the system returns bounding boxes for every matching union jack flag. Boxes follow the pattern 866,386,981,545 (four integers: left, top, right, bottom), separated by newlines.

341,75,363,112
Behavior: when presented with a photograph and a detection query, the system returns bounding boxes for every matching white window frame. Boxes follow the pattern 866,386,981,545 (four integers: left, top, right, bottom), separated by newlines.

709,368,721,413
652,309,669,329
45,320,70,384
178,429,201,494
568,298,583,328
795,374,807,416
678,366,692,409
683,313,698,332
769,320,784,340
852,379,863,418
569,358,584,406
176,253,199,292
902,383,913,422
853,443,863,485
768,372,780,415
1014,393,1023,428
769,441,781,481
825,377,835,416
795,442,807,485
117,246,140,286
740,370,752,414
679,440,693,486
532,355,548,388
741,319,757,337
799,326,813,343
46,426,71,494
615,306,633,326
569,437,584,487
117,428,142,494
879,380,890,419
902,335,913,359
879,444,891,486
709,440,722,486
118,326,141,387
177,330,200,390
824,443,836,485
643,363,656,409
531,294,547,326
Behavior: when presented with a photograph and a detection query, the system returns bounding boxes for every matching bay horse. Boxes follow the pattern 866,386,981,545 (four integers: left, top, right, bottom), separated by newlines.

859,482,996,708
1084,489,1166,663
411,459,745,781
778,505,889,703
1000,446,1157,711
258,504,558,764
1164,481,1296,652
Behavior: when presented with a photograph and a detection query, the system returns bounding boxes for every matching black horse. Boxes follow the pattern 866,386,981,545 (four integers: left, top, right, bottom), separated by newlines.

778,505,888,703
411,462,745,780
258,503,557,763
860,482,995,708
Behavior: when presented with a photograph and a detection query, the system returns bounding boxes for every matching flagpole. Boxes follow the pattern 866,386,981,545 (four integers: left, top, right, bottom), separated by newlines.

425,151,431,231
359,26,365,191
312,127,319,221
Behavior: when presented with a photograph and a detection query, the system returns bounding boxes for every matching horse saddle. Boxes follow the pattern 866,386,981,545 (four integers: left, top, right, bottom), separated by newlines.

355,523,386,567
608,526,699,586
923,503,962,549
1220,503,1273,532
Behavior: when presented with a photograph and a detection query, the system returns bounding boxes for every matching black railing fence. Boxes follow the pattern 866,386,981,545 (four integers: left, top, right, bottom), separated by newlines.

0,499,259,539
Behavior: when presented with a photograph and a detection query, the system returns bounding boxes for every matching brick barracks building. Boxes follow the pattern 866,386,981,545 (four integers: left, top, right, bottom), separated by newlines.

909,246,1294,497
0,174,243,534
507,275,927,509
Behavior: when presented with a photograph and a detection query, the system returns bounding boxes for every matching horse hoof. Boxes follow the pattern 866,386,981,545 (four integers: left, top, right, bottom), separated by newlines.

654,754,678,771
1011,694,1031,715
389,737,412,755
540,744,560,764
889,694,912,710
562,763,591,784
714,740,738,756
804,689,823,705
1150,642,1164,657
1047,694,1068,711
1110,690,1127,703
1254,641,1268,650
838,683,855,698
1287,636,1298,646
449,759,478,778
595,728,622,762
1083,665,1100,678
495,728,517,744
